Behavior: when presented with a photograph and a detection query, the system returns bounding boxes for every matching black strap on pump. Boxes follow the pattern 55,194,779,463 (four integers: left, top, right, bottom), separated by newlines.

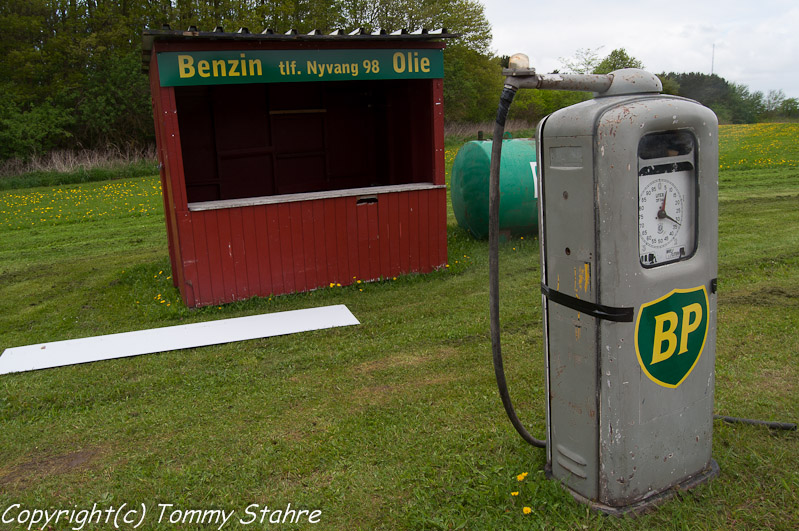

540,284,634,322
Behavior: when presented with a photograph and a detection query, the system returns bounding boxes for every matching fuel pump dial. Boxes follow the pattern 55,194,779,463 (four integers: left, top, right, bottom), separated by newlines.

638,131,697,267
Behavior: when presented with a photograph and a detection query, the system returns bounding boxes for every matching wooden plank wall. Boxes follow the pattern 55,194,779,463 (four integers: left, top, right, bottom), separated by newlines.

179,188,446,307
148,52,186,298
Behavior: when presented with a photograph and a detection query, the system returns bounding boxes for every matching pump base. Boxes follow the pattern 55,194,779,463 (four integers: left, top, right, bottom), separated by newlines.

545,459,719,516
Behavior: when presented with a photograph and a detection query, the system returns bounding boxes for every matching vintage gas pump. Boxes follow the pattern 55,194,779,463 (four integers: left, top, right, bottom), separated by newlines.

489,54,720,513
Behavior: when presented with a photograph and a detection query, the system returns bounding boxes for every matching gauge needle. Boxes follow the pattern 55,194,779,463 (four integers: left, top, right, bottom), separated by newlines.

656,193,668,220
656,192,679,224
657,209,681,226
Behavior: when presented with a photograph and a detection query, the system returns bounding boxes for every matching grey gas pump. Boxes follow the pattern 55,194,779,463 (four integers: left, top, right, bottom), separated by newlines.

489,54,719,513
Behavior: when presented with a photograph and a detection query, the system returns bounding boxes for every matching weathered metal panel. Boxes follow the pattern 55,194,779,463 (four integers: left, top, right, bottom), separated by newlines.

594,99,718,505
540,132,599,499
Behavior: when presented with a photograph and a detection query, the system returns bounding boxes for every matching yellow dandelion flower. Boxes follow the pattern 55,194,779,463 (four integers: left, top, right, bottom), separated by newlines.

523,507,532,515
517,472,529,481
511,491,519,496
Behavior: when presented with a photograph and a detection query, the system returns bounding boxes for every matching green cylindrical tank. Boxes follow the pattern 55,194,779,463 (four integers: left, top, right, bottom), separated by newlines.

451,138,538,239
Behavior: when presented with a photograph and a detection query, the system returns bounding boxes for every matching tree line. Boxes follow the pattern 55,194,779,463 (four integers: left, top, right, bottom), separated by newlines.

0,0,492,161
1,1,796,162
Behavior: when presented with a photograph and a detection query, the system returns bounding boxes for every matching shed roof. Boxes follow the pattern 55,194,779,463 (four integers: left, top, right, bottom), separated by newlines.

142,25,459,71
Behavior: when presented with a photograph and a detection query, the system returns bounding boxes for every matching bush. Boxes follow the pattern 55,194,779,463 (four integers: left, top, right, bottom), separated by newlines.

0,98,74,161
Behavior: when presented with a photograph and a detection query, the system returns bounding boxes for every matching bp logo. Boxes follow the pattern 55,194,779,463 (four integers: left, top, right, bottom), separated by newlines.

635,286,709,388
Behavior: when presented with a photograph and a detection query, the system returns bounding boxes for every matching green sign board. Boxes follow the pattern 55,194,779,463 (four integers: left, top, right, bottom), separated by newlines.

634,286,709,388
157,49,444,87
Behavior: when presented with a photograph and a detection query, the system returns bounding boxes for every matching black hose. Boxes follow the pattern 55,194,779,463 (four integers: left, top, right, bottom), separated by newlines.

714,415,797,431
489,85,546,448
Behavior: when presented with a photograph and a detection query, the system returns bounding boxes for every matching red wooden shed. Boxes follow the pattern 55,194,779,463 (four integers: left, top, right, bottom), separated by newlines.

142,26,455,308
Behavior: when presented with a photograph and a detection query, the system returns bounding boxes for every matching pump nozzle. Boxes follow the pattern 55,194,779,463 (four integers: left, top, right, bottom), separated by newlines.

507,53,533,72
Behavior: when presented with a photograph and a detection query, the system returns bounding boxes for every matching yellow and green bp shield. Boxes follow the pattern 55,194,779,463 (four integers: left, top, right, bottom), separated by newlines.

635,286,710,388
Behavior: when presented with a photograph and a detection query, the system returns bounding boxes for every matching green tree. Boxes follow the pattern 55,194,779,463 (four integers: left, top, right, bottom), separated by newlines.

662,72,729,107
508,88,591,124
559,47,603,74
594,48,644,74
658,74,680,96
727,83,765,124
74,51,153,148
443,45,503,122
763,89,786,119
779,97,799,118
339,0,491,52
0,94,73,160
0,0,497,157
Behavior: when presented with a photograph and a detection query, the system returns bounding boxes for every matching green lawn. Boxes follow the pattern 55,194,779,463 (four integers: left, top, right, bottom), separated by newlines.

0,124,797,530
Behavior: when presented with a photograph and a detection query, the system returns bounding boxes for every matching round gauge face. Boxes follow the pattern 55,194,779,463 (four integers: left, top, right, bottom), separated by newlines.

638,172,696,267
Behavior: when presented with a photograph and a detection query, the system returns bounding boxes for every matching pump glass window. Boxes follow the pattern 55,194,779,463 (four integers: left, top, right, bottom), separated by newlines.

638,131,697,267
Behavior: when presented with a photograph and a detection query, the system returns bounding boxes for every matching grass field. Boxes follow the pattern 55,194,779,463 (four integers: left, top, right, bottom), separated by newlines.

1,123,798,530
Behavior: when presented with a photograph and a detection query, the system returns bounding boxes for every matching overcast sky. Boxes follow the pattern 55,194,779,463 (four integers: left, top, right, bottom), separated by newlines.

481,0,799,99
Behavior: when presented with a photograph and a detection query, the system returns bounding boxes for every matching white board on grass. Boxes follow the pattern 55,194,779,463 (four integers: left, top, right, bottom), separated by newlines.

0,305,359,375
